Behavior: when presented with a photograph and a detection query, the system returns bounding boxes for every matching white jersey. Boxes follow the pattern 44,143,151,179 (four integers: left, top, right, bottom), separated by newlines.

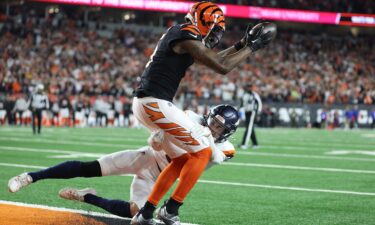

98,110,236,208
31,93,49,110
152,110,235,170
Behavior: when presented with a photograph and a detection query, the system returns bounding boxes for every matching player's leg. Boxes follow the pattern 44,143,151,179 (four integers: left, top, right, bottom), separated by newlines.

59,187,133,218
251,127,258,147
60,177,154,219
9,147,153,193
241,111,251,147
60,148,158,218
132,97,212,221
37,110,42,134
32,111,36,134
8,160,102,193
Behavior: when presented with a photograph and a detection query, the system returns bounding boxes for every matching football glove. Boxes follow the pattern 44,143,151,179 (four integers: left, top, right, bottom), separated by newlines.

207,135,226,164
245,22,276,52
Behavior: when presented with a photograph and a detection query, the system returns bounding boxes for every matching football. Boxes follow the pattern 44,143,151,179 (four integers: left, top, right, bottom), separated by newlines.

251,22,277,43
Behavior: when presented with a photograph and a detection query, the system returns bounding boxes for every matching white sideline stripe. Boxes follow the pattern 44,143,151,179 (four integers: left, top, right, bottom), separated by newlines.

198,180,375,196
224,162,375,174
0,200,124,219
2,162,375,197
1,146,375,173
0,200,199,225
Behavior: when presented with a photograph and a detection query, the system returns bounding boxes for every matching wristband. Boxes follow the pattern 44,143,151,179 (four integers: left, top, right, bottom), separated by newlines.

234,41,244,51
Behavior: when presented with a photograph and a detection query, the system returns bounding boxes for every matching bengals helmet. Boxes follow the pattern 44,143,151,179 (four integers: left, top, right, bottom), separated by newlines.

185,1,225,48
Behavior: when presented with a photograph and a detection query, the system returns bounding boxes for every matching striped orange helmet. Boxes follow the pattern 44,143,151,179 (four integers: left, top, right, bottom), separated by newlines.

185,1,225,48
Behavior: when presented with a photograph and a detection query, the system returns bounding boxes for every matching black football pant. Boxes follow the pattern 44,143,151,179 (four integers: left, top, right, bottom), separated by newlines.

32,109,42,134
241,111,258,146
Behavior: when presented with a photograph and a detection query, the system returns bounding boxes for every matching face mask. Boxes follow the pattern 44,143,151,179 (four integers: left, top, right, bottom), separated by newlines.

203,25,224,49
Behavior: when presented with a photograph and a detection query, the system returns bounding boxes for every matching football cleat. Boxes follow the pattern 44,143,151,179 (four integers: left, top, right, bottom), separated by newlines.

8,173,33,193
157,204,181,225
130,211,156,225
58,188,97,202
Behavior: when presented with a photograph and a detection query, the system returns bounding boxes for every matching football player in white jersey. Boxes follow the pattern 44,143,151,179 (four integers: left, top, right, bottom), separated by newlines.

8,104,239,220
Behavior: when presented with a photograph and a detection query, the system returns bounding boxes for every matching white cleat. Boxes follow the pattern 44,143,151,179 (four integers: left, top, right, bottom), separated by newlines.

59,188,97,202
157,204,181,225
131,211,156,225
8,173,33,193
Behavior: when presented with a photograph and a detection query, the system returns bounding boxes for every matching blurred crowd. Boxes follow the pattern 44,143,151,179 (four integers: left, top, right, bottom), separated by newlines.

215,0,375,14
0,12,374,127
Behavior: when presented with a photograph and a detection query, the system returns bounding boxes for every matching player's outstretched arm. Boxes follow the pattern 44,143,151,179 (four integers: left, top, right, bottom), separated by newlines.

178,39,252,75
219,22,276,58
177,22,276,75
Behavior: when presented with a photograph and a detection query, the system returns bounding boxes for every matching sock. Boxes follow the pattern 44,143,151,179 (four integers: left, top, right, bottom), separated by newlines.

147,153,190,206
165,197,183,215
84,194,131,218
28,161,102,182
171,148,211,202
141,201,156,219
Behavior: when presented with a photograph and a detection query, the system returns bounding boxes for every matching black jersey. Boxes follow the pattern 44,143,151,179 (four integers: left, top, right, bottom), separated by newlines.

136,23,202,102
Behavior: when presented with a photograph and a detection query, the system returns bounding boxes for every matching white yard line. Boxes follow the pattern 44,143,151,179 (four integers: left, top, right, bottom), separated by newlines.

237,151,375,162
198,180,375,196
0,137,139,148
2,129,374,148
1,146,375,173
224,162,375,174
0,146,106,158
0,200,199,225
1,162,375,197
0,132,143,142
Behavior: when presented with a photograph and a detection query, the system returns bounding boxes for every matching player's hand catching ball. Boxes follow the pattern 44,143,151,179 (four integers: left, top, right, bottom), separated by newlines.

245,22,277,52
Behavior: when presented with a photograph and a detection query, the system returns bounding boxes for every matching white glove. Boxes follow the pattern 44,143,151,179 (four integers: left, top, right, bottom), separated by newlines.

190,124,211,140
148,130,164,151
207,135,226,164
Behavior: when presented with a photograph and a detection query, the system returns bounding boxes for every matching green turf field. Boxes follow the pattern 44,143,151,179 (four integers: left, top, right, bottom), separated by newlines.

1,127,375,225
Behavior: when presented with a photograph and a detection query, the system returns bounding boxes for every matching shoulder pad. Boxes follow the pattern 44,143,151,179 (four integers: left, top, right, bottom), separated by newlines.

179,23,202,41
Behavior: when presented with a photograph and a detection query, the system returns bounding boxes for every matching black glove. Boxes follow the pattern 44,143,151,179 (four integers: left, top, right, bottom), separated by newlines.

245,22,276,52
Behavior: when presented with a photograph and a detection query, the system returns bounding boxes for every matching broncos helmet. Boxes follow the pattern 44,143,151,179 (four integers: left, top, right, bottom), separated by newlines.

205,104,240,143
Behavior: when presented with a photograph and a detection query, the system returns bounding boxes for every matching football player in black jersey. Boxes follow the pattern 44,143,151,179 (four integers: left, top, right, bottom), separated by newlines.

132,2,276,224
